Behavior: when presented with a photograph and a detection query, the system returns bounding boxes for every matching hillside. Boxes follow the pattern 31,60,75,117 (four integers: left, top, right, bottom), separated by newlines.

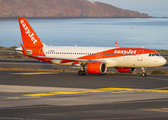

0,0,150,18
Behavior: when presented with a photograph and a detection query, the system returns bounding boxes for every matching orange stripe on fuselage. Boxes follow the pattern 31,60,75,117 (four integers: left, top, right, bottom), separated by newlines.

60,60,73,63
53,48,157,64
77,48,157,60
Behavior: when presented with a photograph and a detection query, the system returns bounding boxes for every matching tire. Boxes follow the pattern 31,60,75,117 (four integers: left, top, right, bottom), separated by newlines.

82,71,86,75
141,73,147,77
78,70,83,76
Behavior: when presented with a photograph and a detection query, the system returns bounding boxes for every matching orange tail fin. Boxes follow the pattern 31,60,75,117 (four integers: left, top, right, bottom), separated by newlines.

18,18,45,56
18,18,44,48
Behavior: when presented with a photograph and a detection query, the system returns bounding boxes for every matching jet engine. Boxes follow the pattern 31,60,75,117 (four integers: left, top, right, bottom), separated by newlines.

86,62,107,74
116,67,135,73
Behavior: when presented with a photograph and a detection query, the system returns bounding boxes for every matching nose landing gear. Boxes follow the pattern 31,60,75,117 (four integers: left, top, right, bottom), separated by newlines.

141,67,147,77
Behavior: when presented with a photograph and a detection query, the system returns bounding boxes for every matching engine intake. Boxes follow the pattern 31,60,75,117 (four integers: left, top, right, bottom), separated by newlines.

86,62,107,74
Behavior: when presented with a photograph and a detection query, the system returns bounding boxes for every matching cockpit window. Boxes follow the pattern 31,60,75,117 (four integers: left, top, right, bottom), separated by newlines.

149,53,160,57
155,54,160,56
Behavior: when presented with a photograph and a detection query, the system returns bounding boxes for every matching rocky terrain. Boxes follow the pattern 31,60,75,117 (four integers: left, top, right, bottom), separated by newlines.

0,0,150,18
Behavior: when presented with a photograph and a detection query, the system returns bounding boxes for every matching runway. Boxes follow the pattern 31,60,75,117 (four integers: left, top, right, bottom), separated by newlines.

1,71,168,120
0,58,168,120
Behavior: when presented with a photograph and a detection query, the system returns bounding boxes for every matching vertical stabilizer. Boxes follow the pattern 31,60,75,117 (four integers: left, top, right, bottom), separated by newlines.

18,18,43,48
18,18,45,56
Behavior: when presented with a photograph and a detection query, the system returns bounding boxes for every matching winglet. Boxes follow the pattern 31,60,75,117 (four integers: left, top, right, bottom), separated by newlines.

115,42,119,47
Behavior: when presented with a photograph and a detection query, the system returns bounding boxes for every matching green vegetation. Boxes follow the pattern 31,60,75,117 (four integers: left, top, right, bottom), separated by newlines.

0,52,29,59
0,46,17,50
155,50,168,54
151,70,168,75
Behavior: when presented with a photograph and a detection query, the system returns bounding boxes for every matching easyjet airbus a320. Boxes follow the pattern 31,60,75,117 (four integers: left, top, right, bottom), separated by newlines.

16,18,166,77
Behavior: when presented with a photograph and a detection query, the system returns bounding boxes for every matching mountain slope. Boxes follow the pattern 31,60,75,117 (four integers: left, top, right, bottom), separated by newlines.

0,0,150,18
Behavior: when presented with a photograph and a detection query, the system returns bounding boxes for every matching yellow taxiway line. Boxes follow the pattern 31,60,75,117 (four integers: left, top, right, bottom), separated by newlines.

143,108,168,112
7,87,168,99
10,72,59,75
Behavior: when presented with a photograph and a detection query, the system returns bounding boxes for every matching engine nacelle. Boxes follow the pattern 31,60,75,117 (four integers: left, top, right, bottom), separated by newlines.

86,62,107,74
116,67,135,73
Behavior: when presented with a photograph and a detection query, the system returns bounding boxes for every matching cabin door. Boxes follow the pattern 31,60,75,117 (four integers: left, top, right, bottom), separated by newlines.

137,50,144,61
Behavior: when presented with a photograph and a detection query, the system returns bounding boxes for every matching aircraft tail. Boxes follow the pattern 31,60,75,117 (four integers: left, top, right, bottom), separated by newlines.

18,18,45,56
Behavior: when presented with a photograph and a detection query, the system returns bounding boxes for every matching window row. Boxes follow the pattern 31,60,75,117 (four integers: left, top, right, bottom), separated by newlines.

46,52,93,55
45,52,137,56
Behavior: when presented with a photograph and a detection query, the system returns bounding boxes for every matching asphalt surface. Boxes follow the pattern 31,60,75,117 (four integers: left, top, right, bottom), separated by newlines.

0,58,168,120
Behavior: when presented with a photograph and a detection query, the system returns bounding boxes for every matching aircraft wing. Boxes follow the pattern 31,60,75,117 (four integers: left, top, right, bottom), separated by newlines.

37,56,105,63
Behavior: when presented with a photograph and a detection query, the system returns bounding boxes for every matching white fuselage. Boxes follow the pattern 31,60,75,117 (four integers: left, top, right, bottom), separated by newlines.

42,46,166,68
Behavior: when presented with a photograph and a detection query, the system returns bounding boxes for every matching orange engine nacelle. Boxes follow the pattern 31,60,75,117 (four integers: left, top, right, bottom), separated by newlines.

86,62,107,74
116,68,135,73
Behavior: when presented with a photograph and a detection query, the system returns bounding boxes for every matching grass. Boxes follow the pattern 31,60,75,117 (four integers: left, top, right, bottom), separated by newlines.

155,49,168,54
0,67,167,75
0,46,17,50
0,53,29,59
151,70,168,75
0,67,78,73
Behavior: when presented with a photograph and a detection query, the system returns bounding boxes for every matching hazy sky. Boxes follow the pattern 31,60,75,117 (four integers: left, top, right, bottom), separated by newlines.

90,0,168,17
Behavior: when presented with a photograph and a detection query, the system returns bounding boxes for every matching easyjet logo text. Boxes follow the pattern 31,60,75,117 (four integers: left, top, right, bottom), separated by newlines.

114,49,137,54
20,20,37,44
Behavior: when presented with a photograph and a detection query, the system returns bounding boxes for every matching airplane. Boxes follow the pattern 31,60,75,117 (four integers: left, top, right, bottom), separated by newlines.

15,18,166,77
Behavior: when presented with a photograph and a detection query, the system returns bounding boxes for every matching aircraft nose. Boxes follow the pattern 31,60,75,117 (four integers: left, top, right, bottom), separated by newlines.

160,57,167,66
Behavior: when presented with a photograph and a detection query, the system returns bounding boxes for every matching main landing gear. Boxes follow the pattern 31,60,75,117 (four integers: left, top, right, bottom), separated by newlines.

78,63,86,76
141,67,147,77
78,70,86,76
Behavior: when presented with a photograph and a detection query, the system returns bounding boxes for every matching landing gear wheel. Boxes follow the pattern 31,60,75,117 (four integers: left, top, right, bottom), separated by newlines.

82,71,86,75
78,70,86,76
78,70,83,76
141,73,147,77
141,67,147,77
